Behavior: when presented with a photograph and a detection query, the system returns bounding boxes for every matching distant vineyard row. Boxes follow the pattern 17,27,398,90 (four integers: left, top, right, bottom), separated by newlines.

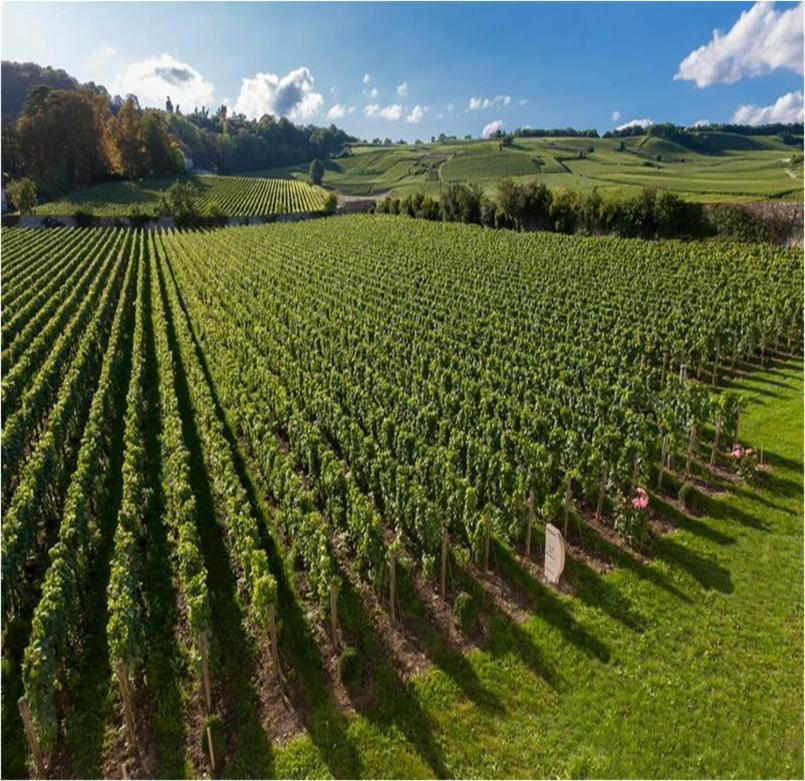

33,175,328,217
1,218,800,776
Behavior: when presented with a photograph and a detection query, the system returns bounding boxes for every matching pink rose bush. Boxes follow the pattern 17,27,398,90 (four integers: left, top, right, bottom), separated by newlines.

731,443,758,482
615,487,649,546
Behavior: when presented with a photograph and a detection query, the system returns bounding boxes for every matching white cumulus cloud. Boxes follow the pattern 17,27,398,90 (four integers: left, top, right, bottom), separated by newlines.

365,86,379,99
397,81,408,97
326,103,346,120
616,117,653,131
676,1,804,87
233,66,323,120
610,110,621,122
406,104,425,124
469,94,512,110
363,73,371,84
691,118,711,128
482,119,504,138
364,103,403,121
731,90,804,125
519,98,528,106
112,53,215,110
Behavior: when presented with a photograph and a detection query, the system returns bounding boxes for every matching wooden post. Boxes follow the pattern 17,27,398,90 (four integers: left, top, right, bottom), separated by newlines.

121,762,129,780
440,525,449,597
483,513,491,573
563,478,572,539
679,363,687,383
710,421,721,466
329,581,340,649
684,427,696,480
115,662,137,749
595,464,607,523
18,697,45,779
697,351,704,378
525,492,535,557
206,725,216,771
389,551,397,624
657,435,667,489
267,605,282,682
712,342,720,386
199,630,212,714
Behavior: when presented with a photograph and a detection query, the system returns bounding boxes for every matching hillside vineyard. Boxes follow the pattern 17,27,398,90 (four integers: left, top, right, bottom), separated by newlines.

1,217,801,769
34,175,328,217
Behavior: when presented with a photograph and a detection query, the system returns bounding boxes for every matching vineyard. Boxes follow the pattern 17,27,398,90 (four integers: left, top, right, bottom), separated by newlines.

33,175,328,217
1,216,802,778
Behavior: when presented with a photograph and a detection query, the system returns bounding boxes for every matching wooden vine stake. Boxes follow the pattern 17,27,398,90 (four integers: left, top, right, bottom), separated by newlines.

595,464,607,523
563,477,572,539
206,725,216,772
329,581,340,649
712,342,720,386
483,512,491,573
267,604,282,683
684,427,696,481
525,492,535,558
389,549,397,624
199,630,212,713
440,525,449,597
710,421,721,466
657,435,668,489
121,762,129,780
115,662,137,749
18,697,45,779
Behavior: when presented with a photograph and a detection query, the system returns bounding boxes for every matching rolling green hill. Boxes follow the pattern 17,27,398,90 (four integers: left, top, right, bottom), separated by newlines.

252,131,803,203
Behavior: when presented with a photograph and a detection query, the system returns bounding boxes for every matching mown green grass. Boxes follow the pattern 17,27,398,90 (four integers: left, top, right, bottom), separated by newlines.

269,359,804,778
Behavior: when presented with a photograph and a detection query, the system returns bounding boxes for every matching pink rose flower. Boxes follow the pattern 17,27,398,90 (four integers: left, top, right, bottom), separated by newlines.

632,487,649,510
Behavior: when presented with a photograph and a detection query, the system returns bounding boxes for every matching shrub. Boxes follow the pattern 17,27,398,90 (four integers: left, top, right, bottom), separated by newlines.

678,481,694,510
72,207,97,228
338,646,362,689
202,200,229,227
158,180,201,223
309,158,324,185
708,204,768,243
323,192,338,214
6,177,38,214
127,206,154,229
453,591,479,634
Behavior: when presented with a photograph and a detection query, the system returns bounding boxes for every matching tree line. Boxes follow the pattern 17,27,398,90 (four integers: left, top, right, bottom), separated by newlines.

376,180,794,243
2,61,354,201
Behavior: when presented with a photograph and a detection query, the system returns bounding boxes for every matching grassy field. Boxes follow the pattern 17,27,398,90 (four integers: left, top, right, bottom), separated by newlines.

272,358,804,778
33,175,327,217
251,131,803,203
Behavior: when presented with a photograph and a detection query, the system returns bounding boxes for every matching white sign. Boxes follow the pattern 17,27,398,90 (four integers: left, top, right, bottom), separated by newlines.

544,523,565,585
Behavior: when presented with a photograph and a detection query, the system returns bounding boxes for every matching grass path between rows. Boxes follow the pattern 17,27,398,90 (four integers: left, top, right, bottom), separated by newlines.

274,359,804,779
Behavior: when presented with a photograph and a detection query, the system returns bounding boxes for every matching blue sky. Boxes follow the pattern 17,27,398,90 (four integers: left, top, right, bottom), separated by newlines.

2,2,802,139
